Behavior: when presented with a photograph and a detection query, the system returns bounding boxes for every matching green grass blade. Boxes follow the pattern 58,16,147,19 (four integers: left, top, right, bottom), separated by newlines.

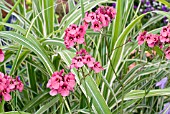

0,31,55,75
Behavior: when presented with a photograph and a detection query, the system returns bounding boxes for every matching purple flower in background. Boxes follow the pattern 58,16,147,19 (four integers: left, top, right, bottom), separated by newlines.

159,102,170,114
112,3,116,8
134,5,137,9
163,17,168,24
141,0,145,3
162,5,169,12
146,7,151,12
146,1,150,6
156,77,168,89
151,7,154,11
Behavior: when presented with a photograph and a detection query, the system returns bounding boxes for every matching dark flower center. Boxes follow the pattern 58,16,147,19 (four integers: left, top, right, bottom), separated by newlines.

72,26,76,30
163,28,167,32
87,57,91,61
69,37,74,41
62,85,67,89
94,24,99,28
56,78,60,82
77,58,82,62
66,78,70,82
91,16,94,19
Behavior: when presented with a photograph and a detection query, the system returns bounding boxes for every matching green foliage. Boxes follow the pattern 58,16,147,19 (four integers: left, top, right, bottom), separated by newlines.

0,0,170,113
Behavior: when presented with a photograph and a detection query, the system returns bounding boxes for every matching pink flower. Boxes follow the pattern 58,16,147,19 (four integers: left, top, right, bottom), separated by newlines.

9,79,17,90
0,49,4,62
137,31,147,45
160,25,170,43
52,69,64,77
74,56,84,68
70,56,84,69
15,76,24,92
0,72,4,79
95,6,117,20
75,33,85,44
76,49,88,56
106,6,116,19
147,34,160,48
67,24,78,35
2,88,11,101
0,72,24,102
165,47,170,60
47,75,63,90
98,14,110,27
51,76,63,89
160,35,170,43
64,6,117,49
92,62,104,73
70,57,78,69
58,82,70,97
16,81,24,92
78,25,87,35
47,70,66,96
84,12,91,23
88,12,97,22
71,49,104,73
0,74,6,91
128,62,136,71
64,34,76,49
46,79,52,88
160,26,169,37
84,12,96,23
49,89,58,96
82,21,89,30
83,55,95,67
47,70,76,97
95,6,107,15
159,42,163,49
91,20,102,32
64,24,87,49
145,34,153,44
64,73,75,90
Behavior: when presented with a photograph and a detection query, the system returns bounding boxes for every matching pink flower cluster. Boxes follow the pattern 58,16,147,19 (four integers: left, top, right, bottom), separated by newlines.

160,24,170,43
46,69,76,97
70,49,104,73
64,24,87,49
0,72,24,102
84,6,116,32
57,6,112,97
137,24,170,60
137,31,162,48
64,6,116,49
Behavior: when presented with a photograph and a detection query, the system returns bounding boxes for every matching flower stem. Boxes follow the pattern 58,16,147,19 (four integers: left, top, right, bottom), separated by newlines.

0,99,5,113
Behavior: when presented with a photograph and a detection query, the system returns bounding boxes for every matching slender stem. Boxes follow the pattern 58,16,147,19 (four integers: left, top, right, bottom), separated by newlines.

102,30,124,86
81,67,92,113
0,99,5,113
102,29,127,113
